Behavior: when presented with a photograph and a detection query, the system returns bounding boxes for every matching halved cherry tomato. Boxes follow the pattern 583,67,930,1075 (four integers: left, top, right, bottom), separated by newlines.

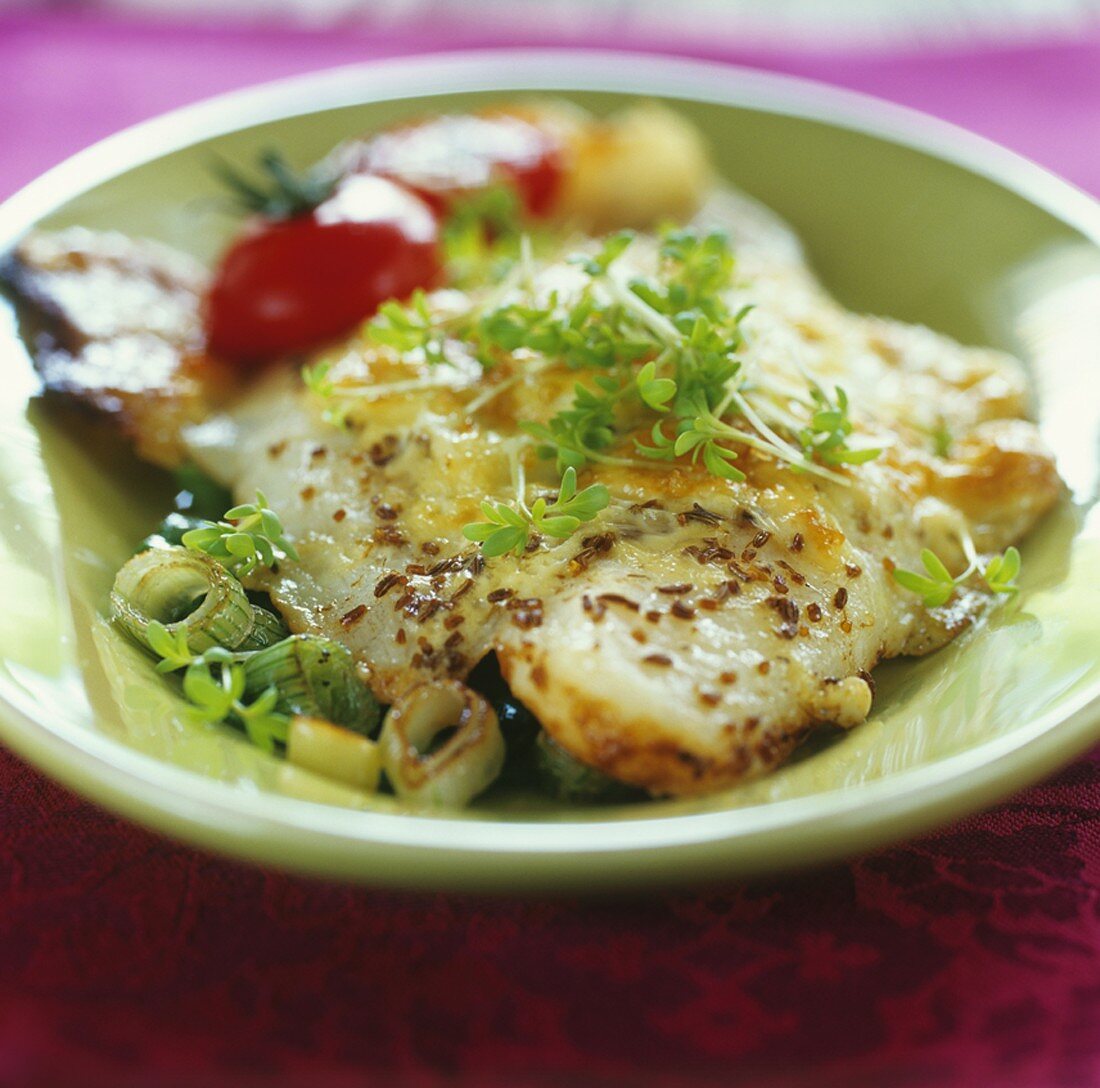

350,112,564,218
205,174,442,363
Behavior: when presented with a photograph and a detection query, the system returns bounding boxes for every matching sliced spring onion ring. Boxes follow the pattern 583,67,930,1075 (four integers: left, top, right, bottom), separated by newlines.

111,546,254,653
287,715,381,790
379,680,505,807
241,634,380,733
237,606,290,650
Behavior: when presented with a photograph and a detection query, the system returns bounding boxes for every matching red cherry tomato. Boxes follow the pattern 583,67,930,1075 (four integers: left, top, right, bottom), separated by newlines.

205,174,442,362
352,112,564,218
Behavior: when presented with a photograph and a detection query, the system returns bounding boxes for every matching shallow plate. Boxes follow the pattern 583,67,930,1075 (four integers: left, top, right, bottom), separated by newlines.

2,51,1099,892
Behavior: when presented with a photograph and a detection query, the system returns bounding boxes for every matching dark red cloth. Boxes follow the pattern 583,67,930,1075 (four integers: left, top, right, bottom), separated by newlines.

3,744,1099,1088
1,14,1099,1088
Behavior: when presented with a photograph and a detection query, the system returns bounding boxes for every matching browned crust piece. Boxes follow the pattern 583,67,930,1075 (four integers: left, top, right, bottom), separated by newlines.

2,228,235,467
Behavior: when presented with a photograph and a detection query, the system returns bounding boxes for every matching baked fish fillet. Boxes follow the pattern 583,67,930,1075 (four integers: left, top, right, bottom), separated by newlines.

3,195,1060,799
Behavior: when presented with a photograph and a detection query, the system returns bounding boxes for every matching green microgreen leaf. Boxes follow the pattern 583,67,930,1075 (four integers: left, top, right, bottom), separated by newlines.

440,185,532,288
931,419,953,458
656,228,736,320
178,652,289,754
462,467,609,557
892,548,961,608
572,231,635,277
634,420,678,461
668,415,747,482
182,490,298,578
542,467,610,523
892,567,954,608
145,620,196,674
233,682,290,753
182,656,239,722
636,360,677,412
702,440,745,481
799,384,882,468
919,548,954,585
302,359,335,398
302,358,353,429
983,546,1021,595
894,541,1023,608
366,289,449,365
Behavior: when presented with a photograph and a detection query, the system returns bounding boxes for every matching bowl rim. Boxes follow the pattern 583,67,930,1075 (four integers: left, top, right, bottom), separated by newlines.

2,48,1099,888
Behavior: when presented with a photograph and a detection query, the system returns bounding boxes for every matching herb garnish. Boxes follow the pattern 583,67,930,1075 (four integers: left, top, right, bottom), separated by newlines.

307,225,885,556
893,539,1021,607
182,491,299,577
301,359,353,429
982,546,1022,595
182,648,289,753
440,186,535,288
799,385,882,466
144,622,289,753
930,419,953,459
462,466,610,557
367,289,451,366
145,620,198,674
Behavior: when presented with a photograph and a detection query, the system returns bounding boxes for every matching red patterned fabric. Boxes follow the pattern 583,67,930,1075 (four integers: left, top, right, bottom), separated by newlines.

1,14,1099,1087
2,745,1098,1087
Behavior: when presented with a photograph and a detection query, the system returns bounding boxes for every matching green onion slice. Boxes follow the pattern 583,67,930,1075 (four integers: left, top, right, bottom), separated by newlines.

111,546,254,653
241,634,380,734
379,680,505,807
236,606,290,650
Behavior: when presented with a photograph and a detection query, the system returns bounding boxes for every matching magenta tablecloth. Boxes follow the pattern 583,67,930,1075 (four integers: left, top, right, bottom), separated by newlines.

1,13,1099,1088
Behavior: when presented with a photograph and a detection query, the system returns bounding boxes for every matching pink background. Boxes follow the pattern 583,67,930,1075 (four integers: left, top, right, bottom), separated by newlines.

1,12,1099,1088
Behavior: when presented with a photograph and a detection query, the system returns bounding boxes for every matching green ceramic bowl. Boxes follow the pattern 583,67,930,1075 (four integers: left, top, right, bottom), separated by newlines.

2,52,1099,892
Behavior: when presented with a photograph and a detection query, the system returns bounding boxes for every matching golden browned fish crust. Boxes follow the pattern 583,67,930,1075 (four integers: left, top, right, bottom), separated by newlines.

3,228,234,467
